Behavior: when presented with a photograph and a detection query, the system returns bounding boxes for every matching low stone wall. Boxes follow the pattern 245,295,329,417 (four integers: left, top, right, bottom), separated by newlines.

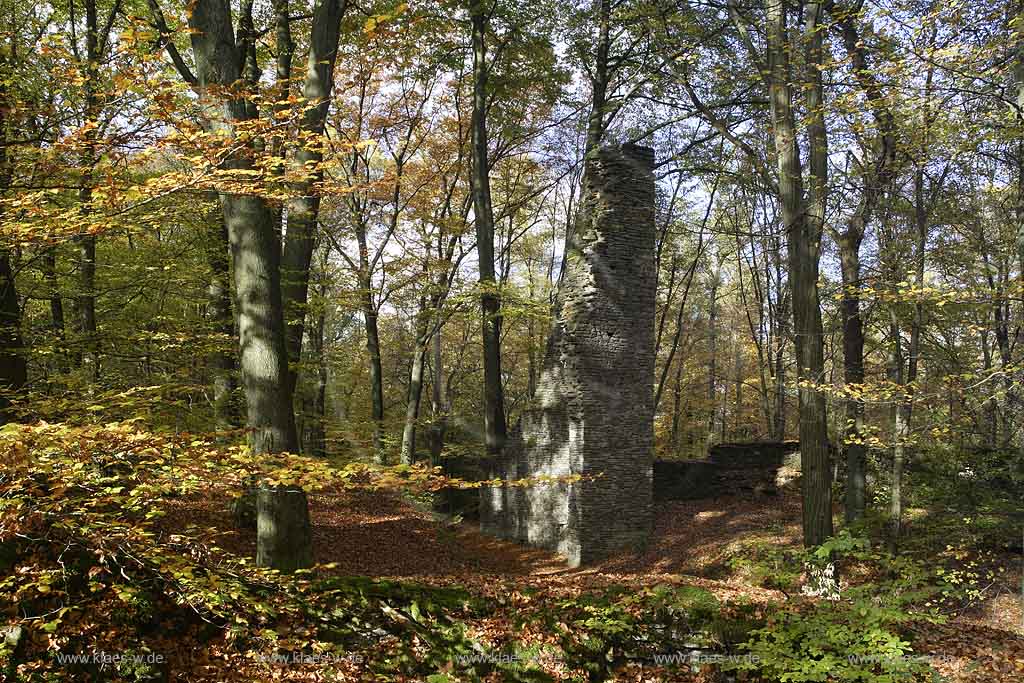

653,442,802,501
652,460,718,501
708,441,801,469
711,441,801,496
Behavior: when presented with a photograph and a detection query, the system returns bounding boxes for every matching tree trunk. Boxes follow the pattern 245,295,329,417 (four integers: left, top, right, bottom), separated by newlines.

771,250,788,441
735,227,773,439
670,358,684,455
585,0,611,155
471,5,507,456
887,308,906,552
356,228,385,457
281,0,347,395
304,302,328,458
205,202,239,428
0,57,26,421
767,0,832,546
835,5,897,524
733,328,742,439
0,251,25,422
400,336,427,464
839,235,867,523
189,0,309,572
43,248,65,343
256,486,312,572
74,0,105,380
1013,0,1024,462
707,260,720,448
428,327,446,464
799,0,833,547
221,193,299,454
889,165,927,552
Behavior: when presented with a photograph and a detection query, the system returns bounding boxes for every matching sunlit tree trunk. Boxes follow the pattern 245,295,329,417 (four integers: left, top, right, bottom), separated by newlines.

189,0,309,573
733,328,743,439
400,293,430,464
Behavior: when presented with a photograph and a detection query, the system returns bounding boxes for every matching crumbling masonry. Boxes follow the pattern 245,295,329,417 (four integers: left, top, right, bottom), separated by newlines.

480,143,656,566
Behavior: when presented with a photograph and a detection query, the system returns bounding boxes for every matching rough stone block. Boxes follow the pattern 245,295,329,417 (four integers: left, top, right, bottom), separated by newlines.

480,143,657,566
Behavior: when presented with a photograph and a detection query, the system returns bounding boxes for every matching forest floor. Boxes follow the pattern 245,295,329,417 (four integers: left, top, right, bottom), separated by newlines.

159,486,1024,682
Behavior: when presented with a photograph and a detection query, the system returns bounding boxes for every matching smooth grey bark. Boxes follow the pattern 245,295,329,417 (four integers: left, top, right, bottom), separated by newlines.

188,0,309,572
272,0,294,108
400,329,427,464
838,230,868,523
799,0,833,547
281,0,347,395
471,4,507,456
265,0,294,260
888,305,906,552
256,486,312,572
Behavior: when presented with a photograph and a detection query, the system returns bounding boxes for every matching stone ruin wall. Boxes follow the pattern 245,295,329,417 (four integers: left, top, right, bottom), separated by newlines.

480,143,656,567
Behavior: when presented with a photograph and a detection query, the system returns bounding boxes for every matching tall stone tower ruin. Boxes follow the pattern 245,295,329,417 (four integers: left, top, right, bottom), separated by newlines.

480,143,656,566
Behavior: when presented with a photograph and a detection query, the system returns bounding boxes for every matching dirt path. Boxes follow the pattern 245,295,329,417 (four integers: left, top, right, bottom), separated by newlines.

159,486,1024,681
